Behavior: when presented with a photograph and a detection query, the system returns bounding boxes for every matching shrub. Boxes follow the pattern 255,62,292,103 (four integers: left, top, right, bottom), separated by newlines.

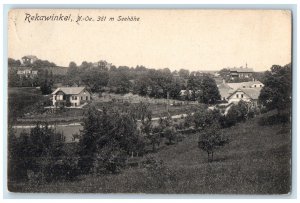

163,126,177,145
142,157,175,191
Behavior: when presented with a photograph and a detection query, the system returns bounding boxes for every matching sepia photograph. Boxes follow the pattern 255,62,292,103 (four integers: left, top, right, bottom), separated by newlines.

7,9,292,194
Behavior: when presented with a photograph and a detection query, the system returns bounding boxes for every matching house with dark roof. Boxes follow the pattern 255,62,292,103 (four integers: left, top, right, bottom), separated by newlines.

51,87,91,107
229,65,254,79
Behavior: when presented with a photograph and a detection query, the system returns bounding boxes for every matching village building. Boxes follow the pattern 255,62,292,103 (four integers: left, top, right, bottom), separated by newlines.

227,88,261,106
51,86,91,107
92,60,112,70
21,55,38,66
217,79,264,105
217,82,234,101
17,69,38,78
229,65,254,79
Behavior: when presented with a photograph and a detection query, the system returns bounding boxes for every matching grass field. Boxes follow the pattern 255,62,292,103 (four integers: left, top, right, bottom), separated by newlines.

8,87,47,121
9,112,291,194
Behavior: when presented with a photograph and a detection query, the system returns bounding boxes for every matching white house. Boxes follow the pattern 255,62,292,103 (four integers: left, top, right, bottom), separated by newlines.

22,55,38,65
51,87,91,107
17,69,38,78
227,88,261,106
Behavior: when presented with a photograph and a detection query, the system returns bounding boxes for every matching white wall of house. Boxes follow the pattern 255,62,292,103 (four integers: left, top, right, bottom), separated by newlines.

52,88,91,107
53,94,64,106
70,95,80,106
228,90,252,104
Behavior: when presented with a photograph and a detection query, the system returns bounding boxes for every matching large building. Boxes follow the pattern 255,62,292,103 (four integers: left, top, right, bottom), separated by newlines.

229,65,254,79
21,55,38,66
17,68,38,78
92,60,112,70
217,80,264,106
51,87,91,107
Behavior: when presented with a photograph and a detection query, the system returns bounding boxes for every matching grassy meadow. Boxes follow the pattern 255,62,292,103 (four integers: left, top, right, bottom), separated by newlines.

8,112,291,194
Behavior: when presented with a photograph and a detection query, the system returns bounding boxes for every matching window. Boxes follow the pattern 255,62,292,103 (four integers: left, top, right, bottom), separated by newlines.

86,96,88,100
254,85,256,87
54,96,57,100
260,85,262,87
81,96,83,100
236,94,239,98
241,94,244,98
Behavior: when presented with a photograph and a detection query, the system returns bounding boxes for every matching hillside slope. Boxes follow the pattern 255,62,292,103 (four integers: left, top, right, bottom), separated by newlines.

10,112,291,194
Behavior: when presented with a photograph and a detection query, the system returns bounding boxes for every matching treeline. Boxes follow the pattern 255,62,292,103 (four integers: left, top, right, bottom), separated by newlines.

9,58,221,103
64,61,221,103
8,57,56,68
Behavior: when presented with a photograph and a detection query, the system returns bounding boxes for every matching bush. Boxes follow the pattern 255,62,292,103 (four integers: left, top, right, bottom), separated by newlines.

142,157,175,191
43,156,79,182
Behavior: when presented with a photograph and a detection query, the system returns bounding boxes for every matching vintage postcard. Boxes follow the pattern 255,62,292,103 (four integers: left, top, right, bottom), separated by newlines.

7,9,292,194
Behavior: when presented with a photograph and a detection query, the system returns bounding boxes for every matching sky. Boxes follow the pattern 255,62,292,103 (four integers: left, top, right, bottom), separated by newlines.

8,9,291,71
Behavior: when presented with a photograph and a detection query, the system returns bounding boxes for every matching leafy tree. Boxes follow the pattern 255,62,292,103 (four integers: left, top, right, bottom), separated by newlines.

198,123,228,162
8,58,21,67
78,106,142,173
178,69,190,79
163,126,177,145
198,76,221,104
193,105,218,129
108,71,131,94
8,123,67,182
218,68,230,82
8,69,20,87
133,75,152,96
40,79,52,95
236,100,248,121
224,105,240,127
32,59,56,68
69,61,77,69
259,64,291,114
81,68,109,92
187,75,202,101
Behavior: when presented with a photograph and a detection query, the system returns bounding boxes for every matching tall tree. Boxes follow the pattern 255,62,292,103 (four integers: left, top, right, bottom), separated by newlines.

259,64,291,114
198,123,228,162
198,76,221,104
178,69,190,79
78,106,142,173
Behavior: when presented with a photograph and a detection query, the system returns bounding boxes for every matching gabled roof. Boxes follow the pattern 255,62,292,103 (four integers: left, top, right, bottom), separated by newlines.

227,88,261,100
230,67,254,73
52,87,86,95
217,83,233,99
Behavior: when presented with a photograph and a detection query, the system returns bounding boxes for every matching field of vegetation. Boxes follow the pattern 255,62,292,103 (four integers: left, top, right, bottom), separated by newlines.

8,111,291,194
8,87,48,121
